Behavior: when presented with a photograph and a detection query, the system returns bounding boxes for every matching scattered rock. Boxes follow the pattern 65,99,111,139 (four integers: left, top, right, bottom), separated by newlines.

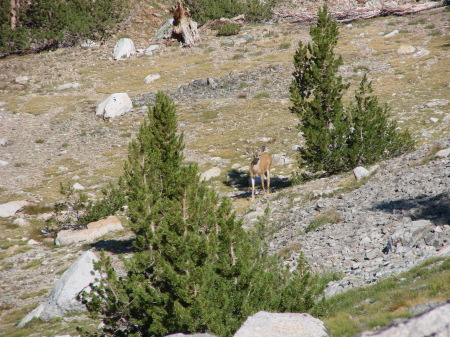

0,160,9,166
56,82,81,90
144,44,160,56
397,45,416,54
72,182,85,190
414,48,430,58
384,30,399,37
13,218,30,226
15,76,29,84
200,167,221,181
55,216,124,246
144,74,161,84
0,138,8,146
233,311,328,337
80,39,98,48
96,93,133,119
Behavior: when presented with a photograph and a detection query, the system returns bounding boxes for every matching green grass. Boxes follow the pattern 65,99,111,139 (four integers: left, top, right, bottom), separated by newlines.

323,257,450,337
305,208,340,233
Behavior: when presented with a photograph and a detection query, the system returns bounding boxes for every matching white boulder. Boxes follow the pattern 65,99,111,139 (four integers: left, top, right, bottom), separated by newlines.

233,311,328,337
113,38,136,60
96,93,133,119
353,166,370,180
17,251,100,327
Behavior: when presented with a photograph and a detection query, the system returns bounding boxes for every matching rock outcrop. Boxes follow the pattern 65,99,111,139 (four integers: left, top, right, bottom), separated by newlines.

17,251,100,327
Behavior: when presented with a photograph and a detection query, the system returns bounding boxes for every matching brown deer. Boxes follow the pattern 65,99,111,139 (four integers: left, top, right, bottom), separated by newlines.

246,146,272,200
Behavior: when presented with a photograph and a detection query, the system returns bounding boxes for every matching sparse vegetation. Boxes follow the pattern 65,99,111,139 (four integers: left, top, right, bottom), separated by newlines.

324,258,450,337
217,22,241,36
185,0,275,24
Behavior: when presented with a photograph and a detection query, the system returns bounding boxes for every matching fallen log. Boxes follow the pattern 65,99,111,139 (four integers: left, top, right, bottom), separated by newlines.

275,1,445,24
338,1,445,23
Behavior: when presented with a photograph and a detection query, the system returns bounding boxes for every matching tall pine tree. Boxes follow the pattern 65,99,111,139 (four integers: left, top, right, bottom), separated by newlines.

290,4,350,174
81,92,323,337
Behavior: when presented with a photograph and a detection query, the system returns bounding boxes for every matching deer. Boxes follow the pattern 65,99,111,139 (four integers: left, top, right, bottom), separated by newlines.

246,146,273,201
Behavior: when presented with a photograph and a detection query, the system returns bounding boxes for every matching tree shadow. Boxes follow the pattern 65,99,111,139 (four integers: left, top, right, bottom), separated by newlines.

372,191,450,226
89,237,136,255
223,169,292,199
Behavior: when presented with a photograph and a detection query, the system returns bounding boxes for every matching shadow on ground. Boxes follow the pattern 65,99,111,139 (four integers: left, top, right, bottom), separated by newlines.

223,169,293,199
373,191,450,225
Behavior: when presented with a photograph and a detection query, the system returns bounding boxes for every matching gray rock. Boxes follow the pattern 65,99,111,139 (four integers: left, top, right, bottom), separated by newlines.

153,19,174,40
435,148,450,158
414,48,430,58
17,251,100,327
200,167,221,181
57,82,81,90
233,311,328,337
0,138,7,146
144,44,160,56
358,302,450,337
144,74,161,84
384,30,399,38
15,76,29,84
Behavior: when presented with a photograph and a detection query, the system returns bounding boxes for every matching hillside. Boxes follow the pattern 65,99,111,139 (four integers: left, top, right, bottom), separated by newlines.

0,1,449,336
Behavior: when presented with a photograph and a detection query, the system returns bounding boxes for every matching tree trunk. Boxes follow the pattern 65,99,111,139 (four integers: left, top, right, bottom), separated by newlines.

171,0,200,47
10,0,18,30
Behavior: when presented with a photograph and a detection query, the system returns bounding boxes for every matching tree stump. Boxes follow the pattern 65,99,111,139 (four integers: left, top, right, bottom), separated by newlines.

171,0,200,47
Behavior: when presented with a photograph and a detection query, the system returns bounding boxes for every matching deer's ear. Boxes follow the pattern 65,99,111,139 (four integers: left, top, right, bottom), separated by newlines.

246,148,253,155
259,146,266,153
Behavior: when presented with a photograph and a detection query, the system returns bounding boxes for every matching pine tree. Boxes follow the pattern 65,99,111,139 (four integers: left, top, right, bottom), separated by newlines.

347,74,414,166
290,5,414,174
290,4,350,174
80,92,324,337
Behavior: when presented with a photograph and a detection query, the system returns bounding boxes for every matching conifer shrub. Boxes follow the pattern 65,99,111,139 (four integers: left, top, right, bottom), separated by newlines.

290,5,414,175
184,0,275,25
79,92,325,337
217,22,241,36
0,0,127,56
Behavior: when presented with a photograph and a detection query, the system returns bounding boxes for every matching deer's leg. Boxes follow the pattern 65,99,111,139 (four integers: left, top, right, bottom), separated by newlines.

266,170,270,195
260,174,265,195
251,176,255,200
